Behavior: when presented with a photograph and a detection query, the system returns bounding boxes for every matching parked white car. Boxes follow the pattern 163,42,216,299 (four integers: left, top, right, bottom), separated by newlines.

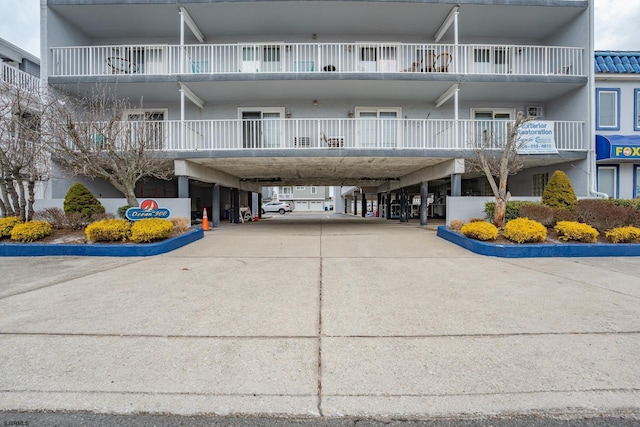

261,201,292,215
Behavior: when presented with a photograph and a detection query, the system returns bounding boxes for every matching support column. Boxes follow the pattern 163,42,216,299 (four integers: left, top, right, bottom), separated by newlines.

353,194,358,216
400,190,408,223
451,174,462,197
258,193,263,219
386,192,392,220
211,184,220,228
377,193,382,217
361,191,366,218
420,181,429,226
231,188,240,223
177,176,189,199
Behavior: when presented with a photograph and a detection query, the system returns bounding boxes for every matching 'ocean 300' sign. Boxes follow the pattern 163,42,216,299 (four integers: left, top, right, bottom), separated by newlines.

125,199,171,221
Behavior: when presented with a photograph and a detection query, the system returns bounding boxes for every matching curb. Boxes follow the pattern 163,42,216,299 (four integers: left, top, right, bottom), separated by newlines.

0,228,204,257
436,225,640,258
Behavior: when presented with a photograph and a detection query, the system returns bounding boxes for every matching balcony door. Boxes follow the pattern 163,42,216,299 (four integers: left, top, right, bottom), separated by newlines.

239,108,284,148
239,44,282,73
471,109,514,148
356,108,401,148
472,47,510,74
125,110,166,150
359,45,398,72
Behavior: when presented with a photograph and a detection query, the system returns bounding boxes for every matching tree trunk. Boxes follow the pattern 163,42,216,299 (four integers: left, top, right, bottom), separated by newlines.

494,197,507,229
27,180,35,221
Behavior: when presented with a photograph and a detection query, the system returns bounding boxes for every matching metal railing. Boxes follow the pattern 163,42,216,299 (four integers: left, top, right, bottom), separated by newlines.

133,118,585,152
1,63,41,92
50,43,584,77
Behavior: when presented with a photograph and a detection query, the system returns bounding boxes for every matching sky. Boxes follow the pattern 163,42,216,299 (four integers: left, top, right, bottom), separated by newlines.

0,0,639,58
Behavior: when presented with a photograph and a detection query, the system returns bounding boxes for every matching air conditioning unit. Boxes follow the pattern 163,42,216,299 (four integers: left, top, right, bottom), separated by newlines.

526,106,543,119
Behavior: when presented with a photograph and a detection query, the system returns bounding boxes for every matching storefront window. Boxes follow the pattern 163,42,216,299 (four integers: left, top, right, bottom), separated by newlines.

598,166,617,199
636,166,640,198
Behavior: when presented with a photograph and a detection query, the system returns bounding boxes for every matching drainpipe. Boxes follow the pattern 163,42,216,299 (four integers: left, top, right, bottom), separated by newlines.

587,2,607,199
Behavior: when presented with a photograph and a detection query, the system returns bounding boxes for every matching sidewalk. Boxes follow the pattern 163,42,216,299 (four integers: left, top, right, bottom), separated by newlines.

0,214,638,418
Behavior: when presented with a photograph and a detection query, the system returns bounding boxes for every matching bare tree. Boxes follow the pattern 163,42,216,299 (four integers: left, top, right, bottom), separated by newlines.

467,111,531,228
0,80,49,220
43,87,172,207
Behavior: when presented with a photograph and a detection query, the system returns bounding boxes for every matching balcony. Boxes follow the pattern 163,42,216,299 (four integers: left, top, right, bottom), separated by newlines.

99,119,585,152
1,63,40,92
50,43,584,78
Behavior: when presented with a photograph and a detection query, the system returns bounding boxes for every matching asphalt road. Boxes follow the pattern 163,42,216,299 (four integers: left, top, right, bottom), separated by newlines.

1,412,640,427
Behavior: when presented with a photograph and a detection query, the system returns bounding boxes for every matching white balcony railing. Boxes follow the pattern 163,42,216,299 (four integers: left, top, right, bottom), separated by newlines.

89,119,584,152
50,43,584,77
1,63,41,92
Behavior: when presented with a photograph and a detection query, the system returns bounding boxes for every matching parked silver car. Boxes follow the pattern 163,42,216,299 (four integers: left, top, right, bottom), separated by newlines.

261,201,292,215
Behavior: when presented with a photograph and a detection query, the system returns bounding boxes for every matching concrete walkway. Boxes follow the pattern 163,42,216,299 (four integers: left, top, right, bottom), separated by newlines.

0,213,639,419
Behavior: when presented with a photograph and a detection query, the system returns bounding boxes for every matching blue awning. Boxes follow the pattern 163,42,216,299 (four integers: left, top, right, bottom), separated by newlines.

596,134,640,161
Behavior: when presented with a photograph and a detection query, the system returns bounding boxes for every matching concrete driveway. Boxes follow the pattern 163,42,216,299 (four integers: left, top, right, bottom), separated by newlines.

0,213,639,418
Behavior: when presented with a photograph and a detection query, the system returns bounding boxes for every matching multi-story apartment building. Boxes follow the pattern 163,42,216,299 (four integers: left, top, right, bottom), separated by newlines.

42,0,595,225
594,51,640,199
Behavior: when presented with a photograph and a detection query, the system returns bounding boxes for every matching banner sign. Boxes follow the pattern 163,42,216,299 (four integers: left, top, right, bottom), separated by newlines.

611,145,640,159
517,121,558,154
125,199,171,221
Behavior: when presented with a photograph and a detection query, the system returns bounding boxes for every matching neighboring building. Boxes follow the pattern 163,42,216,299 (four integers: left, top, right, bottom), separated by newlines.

1,38,40,92
264,186,333,212
42,0,596,225
595,51,640,199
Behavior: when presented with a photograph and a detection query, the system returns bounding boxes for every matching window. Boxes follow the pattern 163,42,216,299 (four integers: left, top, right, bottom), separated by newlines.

280,186,292,196
532,173,548,197
596,88,620,130
597,166,618,198
295,186,305,190
635,89,640,131
635,166,640,198
311,186,317,195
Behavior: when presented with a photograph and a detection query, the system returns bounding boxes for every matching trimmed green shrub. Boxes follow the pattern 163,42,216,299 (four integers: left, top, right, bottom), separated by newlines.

576,199,627,232
63,183,105,219
542,170,577,211
85,219,131,242
554,221,599,243
503,218,547,243
605,226,640,243
518,204,555,227
130,219,173,243
484,201,536,223
461,221,498,241
0,216,22,237
10,221,52,242
612,199,640,210
117,205,131,219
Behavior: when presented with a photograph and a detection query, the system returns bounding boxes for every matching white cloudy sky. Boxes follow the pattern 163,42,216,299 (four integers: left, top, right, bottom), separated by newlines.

0,0,639,58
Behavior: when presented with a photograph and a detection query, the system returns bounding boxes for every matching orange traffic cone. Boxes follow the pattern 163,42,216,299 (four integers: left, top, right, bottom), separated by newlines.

202,208,209,231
